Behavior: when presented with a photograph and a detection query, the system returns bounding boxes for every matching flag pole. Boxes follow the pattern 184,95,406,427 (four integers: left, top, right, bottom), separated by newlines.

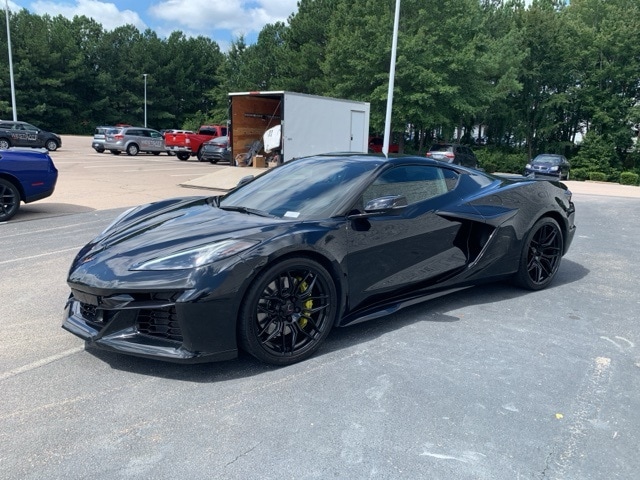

382,0,401,157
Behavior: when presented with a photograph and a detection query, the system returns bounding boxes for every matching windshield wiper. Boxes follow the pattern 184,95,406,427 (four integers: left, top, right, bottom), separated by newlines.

218,205,273,217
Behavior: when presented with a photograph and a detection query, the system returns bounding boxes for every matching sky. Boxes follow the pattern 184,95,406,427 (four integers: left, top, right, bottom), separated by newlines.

7,0,300,50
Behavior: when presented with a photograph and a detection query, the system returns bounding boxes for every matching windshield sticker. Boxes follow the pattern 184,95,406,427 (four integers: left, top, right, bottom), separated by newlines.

284,211,300,218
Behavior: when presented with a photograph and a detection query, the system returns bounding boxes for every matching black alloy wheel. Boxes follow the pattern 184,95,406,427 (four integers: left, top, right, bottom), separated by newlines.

45,139,58,151
239,258,338,365
515,217,563,290
126,144,139,156
0,178,20,221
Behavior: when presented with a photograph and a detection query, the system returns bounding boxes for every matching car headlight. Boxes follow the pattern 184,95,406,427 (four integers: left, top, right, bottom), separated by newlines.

131,239,258,271
550,166,559,171
525,163,532,169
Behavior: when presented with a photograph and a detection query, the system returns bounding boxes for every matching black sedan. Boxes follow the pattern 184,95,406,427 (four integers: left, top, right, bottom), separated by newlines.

1,148,58,221
524,154,571,180
200,135,232,164
63,154,576,365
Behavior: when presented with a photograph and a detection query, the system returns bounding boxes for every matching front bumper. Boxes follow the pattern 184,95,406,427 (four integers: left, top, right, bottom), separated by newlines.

62,288,238,363
166,146,192,154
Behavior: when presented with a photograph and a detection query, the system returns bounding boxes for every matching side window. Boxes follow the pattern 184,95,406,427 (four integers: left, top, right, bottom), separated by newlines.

362,165,456,206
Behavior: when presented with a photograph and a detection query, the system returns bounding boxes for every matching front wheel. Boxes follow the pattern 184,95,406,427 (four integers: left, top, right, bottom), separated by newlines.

515,217,564,290
239,258,338,365
0,178,20,221
45,139,58,151
0,138,11,150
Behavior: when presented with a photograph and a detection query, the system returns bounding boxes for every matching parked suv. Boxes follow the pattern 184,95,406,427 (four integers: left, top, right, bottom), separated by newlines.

104,127,166,156
426,143,478,168
0,120,61,151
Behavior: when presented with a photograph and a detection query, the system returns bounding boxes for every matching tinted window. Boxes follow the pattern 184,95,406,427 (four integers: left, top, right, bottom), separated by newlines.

362,165,453,206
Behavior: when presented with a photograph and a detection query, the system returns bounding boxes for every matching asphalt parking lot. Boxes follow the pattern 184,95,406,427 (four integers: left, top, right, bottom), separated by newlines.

2,136,639,479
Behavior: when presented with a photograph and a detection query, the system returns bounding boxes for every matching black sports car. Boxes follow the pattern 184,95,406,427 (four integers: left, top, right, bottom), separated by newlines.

63,154,576,365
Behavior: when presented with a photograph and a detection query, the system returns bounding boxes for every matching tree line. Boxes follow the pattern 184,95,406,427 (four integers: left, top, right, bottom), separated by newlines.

0,0,638,178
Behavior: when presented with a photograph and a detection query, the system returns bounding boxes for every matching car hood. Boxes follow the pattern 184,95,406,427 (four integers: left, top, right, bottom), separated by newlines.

68,197,282,286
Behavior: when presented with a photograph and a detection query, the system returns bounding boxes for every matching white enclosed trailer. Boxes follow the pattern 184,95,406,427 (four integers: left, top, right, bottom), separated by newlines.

228,91,370,164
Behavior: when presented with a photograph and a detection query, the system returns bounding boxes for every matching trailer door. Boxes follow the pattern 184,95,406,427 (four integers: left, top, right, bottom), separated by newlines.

350,110,366,152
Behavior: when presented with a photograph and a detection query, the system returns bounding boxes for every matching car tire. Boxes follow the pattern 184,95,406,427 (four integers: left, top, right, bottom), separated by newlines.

0,138,11,150
45,139,58,151
197,148,204,161
94,147,105,153
152,151,160,156
126,144,139,156
177,152,190,161
110,150,121,155
238,257,338,365
210,158,218,164
515,217,563,291
0,178,20,221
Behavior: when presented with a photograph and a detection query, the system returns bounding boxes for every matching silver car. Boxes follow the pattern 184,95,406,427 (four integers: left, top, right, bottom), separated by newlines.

104,127,166,156
92,126,118,153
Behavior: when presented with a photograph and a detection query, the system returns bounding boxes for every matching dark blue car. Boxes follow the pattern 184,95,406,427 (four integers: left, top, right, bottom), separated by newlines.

0,148,58,221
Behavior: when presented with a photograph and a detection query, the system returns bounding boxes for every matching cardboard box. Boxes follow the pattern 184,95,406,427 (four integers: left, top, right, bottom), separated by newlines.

253,155,266,168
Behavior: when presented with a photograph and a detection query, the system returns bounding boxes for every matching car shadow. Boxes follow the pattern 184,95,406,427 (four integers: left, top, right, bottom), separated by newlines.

86,258,589,382
12,203,95,222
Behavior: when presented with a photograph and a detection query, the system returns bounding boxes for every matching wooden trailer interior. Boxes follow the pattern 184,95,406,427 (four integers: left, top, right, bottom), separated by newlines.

230,94,282,163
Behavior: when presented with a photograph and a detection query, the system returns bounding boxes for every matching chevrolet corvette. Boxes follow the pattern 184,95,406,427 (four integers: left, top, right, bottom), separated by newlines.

63,154,576,365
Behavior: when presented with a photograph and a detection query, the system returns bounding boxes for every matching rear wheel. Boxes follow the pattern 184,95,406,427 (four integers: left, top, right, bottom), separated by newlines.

0,178,20,221
239,258,337,365
177,152,190,161
515,217,563,290
126,144,139,156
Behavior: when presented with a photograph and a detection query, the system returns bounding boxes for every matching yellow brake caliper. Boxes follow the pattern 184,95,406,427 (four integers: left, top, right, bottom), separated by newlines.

297,278,313,329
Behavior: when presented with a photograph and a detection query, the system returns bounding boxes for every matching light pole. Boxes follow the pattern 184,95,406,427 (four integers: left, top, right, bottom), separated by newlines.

5,0,17,121
143,73,147,127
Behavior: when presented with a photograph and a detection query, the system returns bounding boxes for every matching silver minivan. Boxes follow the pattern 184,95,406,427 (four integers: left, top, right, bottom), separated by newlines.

104,127,166,156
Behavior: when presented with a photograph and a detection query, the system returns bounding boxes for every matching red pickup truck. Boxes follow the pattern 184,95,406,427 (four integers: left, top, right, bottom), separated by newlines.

164,125,227,161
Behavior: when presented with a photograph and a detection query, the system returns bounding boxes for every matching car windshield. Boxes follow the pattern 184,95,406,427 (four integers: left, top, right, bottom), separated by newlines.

219,156,381,220
533,155,561,165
